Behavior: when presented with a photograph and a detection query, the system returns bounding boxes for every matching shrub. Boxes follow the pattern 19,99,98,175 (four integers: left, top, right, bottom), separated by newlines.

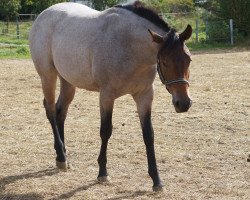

142,0,195,13
16,46,29,55
207,20,229,43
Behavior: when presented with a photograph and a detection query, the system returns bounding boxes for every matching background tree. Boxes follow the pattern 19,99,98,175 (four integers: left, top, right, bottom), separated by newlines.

91,0,120,10
31,0,68,13
0,0,20,32
142,0,195,13
194,0,220,14
19,0,34,14
0,0,21,20
219,0,250,36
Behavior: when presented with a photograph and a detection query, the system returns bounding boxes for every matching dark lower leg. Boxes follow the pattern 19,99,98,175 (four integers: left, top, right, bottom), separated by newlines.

142,112,162,188
98,140,109,177
97,100,113,179
55,78,75,153
56,103,67,152
44,99,66,163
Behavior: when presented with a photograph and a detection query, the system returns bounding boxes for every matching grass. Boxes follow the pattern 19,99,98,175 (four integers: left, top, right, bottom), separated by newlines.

0,20,31,59
0,35,30,59
187,41,232,51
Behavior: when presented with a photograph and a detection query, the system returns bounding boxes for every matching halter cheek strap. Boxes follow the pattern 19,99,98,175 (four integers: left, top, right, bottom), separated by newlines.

157,59,189,88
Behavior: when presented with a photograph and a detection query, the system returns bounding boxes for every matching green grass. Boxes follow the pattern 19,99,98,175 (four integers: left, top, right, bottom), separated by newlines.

0,20,31,59
0,35,30,59
0,37,30,59
187,41,233,51
0,47,30,59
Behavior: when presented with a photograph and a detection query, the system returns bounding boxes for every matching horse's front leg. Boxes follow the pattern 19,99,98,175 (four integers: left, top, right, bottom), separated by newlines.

97,91,114,182
133,87,163,192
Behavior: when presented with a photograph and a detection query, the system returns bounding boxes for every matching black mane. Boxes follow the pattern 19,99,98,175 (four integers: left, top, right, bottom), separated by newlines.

115,1,170,32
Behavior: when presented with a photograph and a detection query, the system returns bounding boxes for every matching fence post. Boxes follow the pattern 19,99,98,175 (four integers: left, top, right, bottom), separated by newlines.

16,16,19,39
229,19,233,45
205,20,208,41
196,19,199,43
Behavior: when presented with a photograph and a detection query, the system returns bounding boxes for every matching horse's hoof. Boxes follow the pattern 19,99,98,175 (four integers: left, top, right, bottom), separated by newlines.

56,161,67,171
97,176,111,183
152,184,164,192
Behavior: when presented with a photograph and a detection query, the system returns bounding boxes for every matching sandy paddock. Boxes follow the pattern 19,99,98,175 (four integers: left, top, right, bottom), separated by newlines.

0,50,249,199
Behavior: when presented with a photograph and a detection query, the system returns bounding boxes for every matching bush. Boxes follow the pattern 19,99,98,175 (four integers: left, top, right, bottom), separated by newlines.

207,20,229,43
16,46,29,55
142,0,194,13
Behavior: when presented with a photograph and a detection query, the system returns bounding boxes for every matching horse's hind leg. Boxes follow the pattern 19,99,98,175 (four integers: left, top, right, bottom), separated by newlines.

40,71,67,170
56,77,75,154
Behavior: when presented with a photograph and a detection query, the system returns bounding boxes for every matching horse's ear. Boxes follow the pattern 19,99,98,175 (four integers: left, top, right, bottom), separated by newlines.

148,29,164,44
179,24,192,41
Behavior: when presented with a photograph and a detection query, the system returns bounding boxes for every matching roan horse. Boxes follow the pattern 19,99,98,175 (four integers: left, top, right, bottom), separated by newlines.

29,1,192,191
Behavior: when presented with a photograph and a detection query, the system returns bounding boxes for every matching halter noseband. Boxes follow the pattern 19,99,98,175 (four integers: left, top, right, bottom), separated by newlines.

157,59,189,88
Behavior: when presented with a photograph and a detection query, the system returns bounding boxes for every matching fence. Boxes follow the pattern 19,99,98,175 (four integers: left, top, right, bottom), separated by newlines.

195,19,234,45
161,12,237,45
0,14,36,57
0,14,36,40
0,13,244,52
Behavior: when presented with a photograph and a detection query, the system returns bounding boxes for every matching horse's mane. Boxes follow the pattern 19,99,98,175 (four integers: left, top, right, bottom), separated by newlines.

115,1,171,32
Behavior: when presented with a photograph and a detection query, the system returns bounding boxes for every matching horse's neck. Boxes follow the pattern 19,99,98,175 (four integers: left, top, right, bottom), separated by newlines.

100,8,164,68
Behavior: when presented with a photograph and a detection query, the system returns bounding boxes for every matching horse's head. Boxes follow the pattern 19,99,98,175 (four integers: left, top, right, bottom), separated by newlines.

149,25,192,113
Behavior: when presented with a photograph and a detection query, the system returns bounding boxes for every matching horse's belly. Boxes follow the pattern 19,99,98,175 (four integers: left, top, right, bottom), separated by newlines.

55,64,99,91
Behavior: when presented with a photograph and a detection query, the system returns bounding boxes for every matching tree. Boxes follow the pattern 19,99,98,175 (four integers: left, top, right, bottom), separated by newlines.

19,0,34,14
219,0,250,35
195,0,250,37
0,0,21,20
31,0,68,13
91,0,120,10
142,0,195,13
0,0,20,33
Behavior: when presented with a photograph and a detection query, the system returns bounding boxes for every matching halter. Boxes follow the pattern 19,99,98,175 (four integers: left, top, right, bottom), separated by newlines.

157,59,189,89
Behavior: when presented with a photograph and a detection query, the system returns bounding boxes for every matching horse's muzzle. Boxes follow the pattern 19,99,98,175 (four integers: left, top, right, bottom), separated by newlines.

173,98,192,113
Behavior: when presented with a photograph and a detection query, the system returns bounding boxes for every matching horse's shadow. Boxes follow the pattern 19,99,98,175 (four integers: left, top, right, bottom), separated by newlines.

0,193,43,200
0,169,150,199
52,185,149,200
0,168,58,200
103,190,148,200
0,168,97,199
0,168,59,193
51,182,98,200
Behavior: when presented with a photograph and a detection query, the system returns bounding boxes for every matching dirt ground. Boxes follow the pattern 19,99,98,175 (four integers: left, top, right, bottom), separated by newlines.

0,50,249,200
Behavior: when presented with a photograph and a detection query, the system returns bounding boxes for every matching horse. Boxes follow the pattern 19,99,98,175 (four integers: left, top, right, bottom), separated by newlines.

29,1,192,192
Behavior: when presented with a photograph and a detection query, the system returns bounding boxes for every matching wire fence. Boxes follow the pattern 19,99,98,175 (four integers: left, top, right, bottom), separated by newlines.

161,12,240,45
0,14,36,38
0,13,248,51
